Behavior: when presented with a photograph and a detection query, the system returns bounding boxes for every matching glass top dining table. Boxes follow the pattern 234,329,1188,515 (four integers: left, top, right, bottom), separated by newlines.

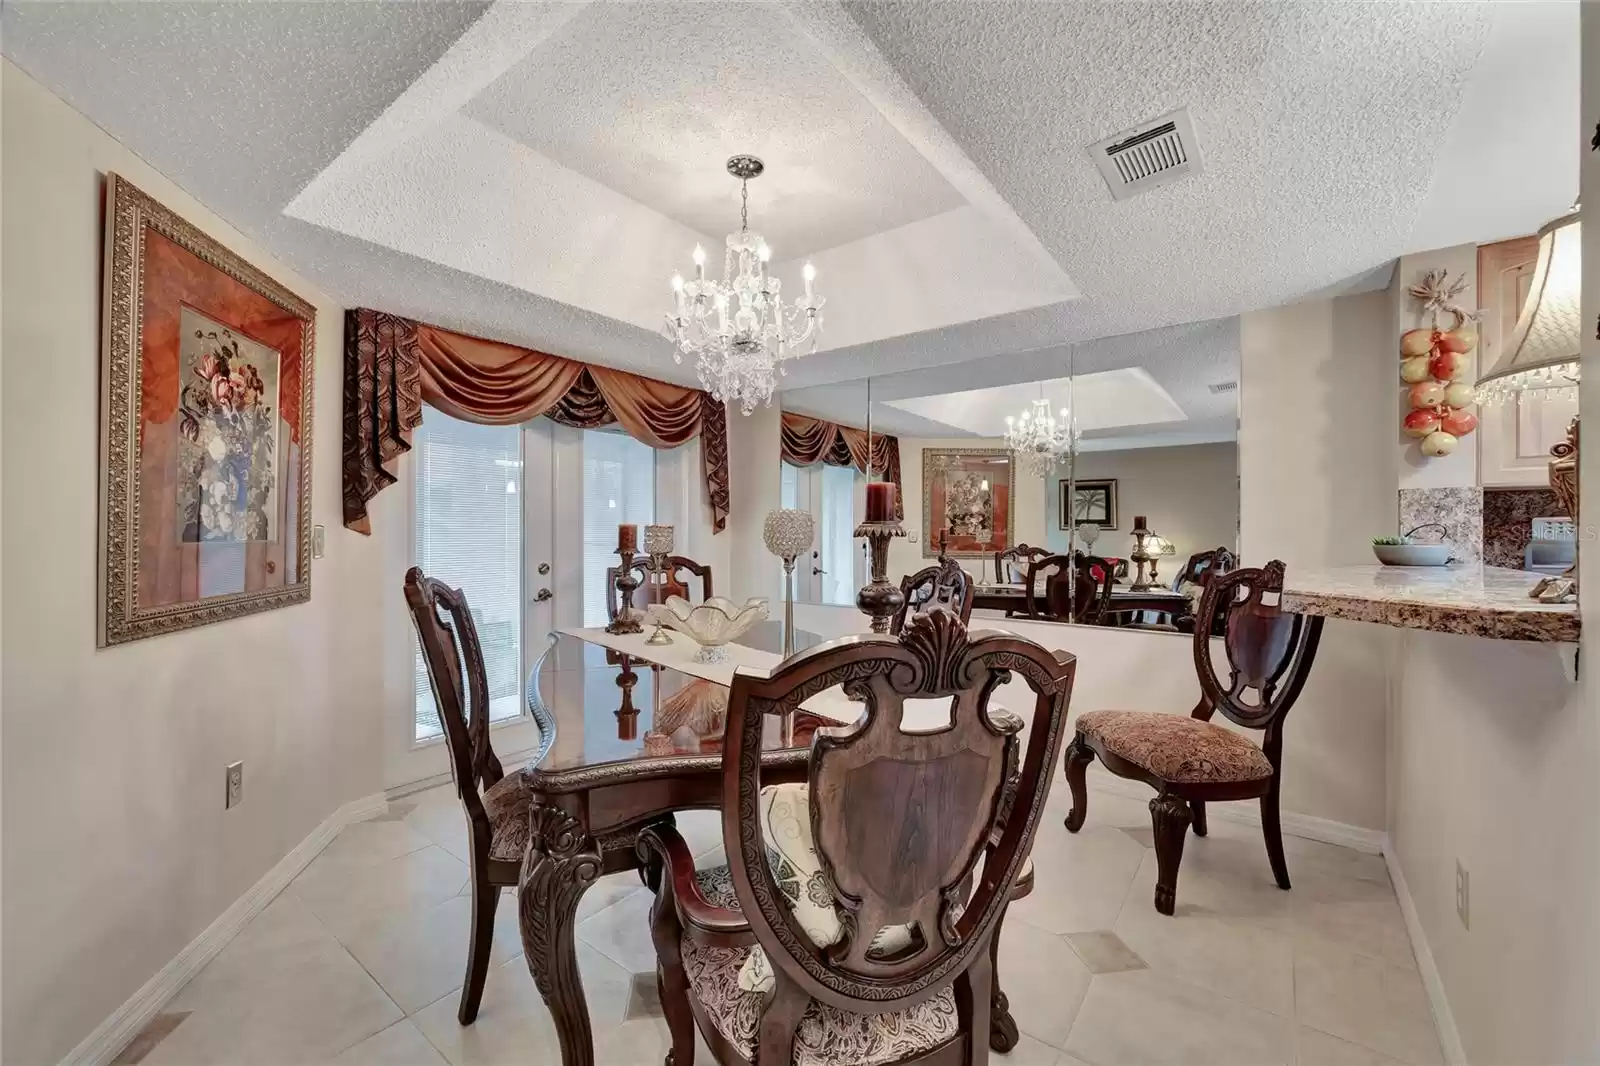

521,620,832,783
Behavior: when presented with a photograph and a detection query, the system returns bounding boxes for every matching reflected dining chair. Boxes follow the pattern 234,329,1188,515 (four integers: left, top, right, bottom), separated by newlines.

403,566,532,1023
1171,546,1237,635
1062,561,1324,915
637,610,1077,1066
608,555,715,620
1021,552,1115,624
891,556,974,634
992,543,1050,585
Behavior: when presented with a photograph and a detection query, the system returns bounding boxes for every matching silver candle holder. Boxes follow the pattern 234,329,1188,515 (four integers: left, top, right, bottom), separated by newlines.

763,508,815,658
643,524,675,645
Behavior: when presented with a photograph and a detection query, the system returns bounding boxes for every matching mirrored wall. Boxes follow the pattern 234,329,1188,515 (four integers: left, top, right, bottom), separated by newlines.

881,320,1242,630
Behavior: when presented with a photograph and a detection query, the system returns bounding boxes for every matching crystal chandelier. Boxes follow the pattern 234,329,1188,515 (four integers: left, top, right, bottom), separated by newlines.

664,155,824,414
1005,392,1074,477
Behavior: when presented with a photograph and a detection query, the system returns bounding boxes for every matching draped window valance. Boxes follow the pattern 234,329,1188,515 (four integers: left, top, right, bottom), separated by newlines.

342,309,730,534
779,412,905,520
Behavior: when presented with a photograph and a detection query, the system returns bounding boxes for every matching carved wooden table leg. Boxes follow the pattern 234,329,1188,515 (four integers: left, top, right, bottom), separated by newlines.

520,804,602,1066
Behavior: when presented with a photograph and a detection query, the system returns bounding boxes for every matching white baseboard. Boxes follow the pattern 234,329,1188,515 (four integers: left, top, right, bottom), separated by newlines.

58,792,389,1066
1086,772,1388,854
1383,846,1467,1066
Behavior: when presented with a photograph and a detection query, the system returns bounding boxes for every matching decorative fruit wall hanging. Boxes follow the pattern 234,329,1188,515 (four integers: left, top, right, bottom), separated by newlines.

1401,269,1479,459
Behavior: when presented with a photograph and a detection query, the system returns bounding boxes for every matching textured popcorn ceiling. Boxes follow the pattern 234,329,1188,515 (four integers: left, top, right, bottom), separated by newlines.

462,2,965,259
0,0,1578,420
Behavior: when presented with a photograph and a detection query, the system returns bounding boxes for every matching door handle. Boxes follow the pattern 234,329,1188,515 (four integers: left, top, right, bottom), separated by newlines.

534,588,553,603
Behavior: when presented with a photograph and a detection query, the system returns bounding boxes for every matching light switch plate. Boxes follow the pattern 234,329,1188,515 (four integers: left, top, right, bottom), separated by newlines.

226,762,243,809
311,524,326,559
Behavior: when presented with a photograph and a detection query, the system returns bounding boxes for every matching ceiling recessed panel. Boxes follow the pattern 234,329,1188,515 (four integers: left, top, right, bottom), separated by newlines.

884,368,1186,437
461,1,965,260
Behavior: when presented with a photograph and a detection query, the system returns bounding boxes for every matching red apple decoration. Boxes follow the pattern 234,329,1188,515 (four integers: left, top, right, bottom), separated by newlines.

1408,381,1446,409
1429,349,1470,381
1421,431,1458,457
1400,329,1435,358
1443,382,1475,408
1437,327,1477,354
1400,356,1433,384
1404,409,1442,438
1441,407,1478,437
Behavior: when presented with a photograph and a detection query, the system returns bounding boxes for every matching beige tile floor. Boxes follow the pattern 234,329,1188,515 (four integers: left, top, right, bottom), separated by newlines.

121,781,1441,1066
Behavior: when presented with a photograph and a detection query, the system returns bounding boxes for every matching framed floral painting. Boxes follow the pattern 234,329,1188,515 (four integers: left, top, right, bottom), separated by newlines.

98,174,315,646
921,448,1015,558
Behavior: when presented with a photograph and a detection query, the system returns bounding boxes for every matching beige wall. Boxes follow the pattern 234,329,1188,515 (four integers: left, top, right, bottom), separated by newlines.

1239,291,1399,833
1,62,389,1065
1046,442,1239,569
893,437,1048,581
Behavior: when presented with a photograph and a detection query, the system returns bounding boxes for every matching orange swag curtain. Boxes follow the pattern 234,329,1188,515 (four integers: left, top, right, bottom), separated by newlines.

343,309,730,534
778,412,904,520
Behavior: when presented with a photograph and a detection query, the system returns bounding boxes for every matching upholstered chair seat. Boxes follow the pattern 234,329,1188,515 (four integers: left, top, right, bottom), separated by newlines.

482,774,530,862
680,939,959,1066
1075,710,1273,784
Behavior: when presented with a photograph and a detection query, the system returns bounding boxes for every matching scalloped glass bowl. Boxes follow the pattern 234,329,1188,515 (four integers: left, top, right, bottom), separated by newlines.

646,595,769,663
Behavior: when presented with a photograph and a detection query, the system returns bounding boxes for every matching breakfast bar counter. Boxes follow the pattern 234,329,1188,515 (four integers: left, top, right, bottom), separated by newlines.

1280,564,1580,643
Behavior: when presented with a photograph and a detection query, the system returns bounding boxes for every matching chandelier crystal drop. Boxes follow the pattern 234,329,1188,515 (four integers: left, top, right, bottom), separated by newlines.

1005,394,1075,477
664,155,824,414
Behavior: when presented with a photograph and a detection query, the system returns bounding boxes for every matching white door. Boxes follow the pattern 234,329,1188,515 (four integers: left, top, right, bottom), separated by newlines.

389,415,558,790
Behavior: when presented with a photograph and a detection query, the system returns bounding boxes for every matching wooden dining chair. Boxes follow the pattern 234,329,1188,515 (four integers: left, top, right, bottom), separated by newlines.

608,556,715,621
403,567,530,1024
637,610,1077,1066
891,556,974,634
1063,561,1324,915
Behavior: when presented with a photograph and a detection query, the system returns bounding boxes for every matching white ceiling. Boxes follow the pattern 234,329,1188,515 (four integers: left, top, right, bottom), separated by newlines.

886,369,1186,438
0,0,1579,430
461,2,965,260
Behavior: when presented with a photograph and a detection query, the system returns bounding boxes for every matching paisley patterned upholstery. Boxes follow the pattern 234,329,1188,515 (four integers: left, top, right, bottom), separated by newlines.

1077,710,1273,783
483,774,530,862
681,938,959,1066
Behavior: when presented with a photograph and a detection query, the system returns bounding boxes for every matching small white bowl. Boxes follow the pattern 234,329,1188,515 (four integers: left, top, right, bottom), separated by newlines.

646,595,769,662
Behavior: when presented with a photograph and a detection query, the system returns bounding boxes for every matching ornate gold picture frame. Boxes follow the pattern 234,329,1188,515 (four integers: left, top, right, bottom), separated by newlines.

921,447,1015,558
99,174,316,646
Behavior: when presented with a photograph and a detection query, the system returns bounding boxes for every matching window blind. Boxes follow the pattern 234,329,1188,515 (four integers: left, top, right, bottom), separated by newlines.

582,429,657,627
412,413,524,742
819,463,859,606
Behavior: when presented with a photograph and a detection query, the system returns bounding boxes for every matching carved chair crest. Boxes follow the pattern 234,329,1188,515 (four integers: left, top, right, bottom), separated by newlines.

721,609,1076,1013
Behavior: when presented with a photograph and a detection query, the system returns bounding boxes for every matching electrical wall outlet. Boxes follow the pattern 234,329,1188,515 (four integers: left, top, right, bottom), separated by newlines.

1455,859,1469,930
226,762,243,809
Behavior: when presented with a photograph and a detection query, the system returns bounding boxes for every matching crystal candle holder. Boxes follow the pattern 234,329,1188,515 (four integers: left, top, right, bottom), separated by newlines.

764,509,814,658
644,524,675,556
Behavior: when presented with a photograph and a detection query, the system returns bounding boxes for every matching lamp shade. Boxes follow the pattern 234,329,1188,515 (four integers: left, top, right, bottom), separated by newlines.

1478,208,1581,402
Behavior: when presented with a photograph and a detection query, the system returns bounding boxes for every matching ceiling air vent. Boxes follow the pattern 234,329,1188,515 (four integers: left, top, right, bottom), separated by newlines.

1088,108,1202,201
1208,381,1237,395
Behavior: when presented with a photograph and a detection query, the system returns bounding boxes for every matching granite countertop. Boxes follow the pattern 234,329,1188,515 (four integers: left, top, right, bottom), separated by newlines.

1280,565,1580,643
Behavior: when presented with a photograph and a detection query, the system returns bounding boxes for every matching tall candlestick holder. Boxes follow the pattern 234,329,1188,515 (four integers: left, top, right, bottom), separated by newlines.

606,546,644,635
855,519,907,633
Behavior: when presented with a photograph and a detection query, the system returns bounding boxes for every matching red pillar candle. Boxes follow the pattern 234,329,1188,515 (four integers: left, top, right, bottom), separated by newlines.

617,523,638,553
865,482,896,523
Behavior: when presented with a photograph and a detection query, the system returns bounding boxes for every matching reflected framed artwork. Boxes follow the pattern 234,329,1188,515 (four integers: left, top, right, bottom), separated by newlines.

1061,478,1118,530
922,448,1014,558
98,174,316,646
